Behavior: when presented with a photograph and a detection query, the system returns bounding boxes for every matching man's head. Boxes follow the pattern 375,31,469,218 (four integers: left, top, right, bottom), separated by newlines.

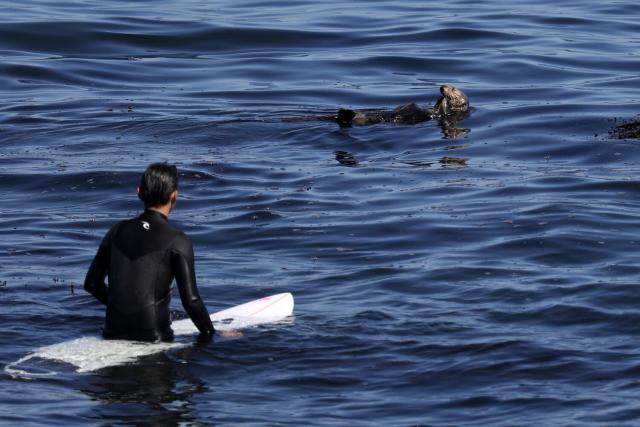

137,163,179,209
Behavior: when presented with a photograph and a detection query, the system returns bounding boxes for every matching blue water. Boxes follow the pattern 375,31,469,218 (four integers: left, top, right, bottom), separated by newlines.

2,0,640,425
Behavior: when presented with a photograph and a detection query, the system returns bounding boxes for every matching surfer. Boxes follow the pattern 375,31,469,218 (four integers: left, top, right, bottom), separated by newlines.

84,162,216,342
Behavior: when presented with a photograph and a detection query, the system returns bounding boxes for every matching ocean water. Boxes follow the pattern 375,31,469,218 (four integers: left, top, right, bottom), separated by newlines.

2,0,640,425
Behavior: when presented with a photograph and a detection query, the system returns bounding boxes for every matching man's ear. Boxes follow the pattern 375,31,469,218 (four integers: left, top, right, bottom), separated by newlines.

170,190,178,206
137,187,143,201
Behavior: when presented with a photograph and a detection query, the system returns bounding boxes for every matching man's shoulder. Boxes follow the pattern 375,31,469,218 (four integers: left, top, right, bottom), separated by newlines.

162,219,189,240
143,215,191,250
172,228,191,243
100,220,123,246
169,226,193,254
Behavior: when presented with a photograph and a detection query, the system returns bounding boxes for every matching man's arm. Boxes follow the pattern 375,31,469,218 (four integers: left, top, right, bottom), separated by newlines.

84,241,110,305
84,223,120,305
172,236,215,338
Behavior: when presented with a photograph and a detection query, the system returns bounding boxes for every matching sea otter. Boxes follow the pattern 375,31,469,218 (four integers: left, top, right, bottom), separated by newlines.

335,84,469,127
283,84,470,137
611,118,640,139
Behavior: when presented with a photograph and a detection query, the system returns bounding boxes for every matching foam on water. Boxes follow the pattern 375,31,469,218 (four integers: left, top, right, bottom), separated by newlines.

6,337,185,375
6,294,294,375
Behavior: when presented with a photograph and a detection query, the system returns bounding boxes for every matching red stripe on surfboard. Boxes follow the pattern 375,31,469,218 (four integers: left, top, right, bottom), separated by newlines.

245,294,288,317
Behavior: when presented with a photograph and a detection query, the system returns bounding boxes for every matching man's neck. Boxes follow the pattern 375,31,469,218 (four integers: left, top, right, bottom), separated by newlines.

147,205,172,218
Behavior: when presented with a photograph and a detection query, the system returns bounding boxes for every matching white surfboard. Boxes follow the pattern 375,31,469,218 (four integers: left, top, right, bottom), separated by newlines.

5,292,294,375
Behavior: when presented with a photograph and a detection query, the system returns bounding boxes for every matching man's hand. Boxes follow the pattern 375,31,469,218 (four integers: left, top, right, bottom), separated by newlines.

197,331,214,344
220,329,243,338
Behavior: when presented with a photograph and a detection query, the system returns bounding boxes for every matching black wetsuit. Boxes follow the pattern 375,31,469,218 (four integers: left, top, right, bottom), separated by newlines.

84,210,215,342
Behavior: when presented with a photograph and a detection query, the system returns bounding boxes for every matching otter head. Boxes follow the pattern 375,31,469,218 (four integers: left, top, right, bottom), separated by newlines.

434,84,469,116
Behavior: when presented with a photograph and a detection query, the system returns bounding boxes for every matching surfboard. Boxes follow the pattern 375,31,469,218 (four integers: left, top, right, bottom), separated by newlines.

5,292,294,376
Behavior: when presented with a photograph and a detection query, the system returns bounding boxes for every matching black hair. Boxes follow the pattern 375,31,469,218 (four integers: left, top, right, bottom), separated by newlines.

138,162,179,208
